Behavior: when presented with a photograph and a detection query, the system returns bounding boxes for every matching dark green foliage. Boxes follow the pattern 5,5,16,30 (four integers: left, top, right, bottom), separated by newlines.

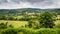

8,16,15,20
0,16,15,20
19,17,27,21
0,23,7,29
0,22,13,29
39,12,57,28
37,28,58,34
9,25,14,28
1,28,19,34
0,16,7,20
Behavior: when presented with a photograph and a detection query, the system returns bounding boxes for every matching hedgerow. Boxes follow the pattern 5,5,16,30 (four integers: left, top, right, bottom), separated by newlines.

0,28,60,34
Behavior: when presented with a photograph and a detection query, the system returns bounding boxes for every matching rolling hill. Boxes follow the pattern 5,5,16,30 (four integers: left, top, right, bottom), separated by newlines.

0,8,60,15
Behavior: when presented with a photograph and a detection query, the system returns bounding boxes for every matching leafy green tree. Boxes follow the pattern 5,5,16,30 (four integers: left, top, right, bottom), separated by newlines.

8,16,14,20
39,12,57,28
28,20,40,29
0,16,7,20
0,23,7,29
0,22,13,29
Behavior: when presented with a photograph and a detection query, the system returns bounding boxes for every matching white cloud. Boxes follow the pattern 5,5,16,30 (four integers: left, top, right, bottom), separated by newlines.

0,0,60,9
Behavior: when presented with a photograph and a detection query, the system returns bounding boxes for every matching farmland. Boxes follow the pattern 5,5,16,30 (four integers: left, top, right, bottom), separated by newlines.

0,8,60,34
0,20,28,28
0,14,60,28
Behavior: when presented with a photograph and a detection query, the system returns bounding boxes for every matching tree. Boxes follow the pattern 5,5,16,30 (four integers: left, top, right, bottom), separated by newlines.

0,22,13,29
0,23,7,29
0,16,7,20
8,16,14,20
28,20,40,29
39,12,57,28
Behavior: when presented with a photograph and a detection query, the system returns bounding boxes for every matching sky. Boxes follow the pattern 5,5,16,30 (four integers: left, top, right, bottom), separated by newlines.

0,0,60,9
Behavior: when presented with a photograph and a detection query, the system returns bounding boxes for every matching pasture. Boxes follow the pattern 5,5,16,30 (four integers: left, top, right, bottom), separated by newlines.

0,20,28,28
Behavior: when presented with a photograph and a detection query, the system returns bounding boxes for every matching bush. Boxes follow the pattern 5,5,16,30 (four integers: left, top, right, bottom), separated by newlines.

0,23,7,29
0,22,13,29
1,28,19,34
17,28,60,34
37,28,58,34
28,20,40,29
1,28,60,34
8,16,15,20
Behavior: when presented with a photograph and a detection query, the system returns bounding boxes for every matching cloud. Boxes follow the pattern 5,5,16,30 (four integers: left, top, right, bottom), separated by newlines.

0,0,60,9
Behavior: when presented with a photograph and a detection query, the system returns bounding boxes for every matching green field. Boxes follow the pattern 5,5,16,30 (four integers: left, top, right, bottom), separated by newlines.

0,20,59,28
0,20,28,28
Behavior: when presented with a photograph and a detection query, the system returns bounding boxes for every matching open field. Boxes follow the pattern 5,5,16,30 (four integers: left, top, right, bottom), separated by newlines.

0,20,60,28
0,20,28,28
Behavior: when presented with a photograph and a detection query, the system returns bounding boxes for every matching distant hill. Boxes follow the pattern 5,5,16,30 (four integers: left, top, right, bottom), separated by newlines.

0,8,60,15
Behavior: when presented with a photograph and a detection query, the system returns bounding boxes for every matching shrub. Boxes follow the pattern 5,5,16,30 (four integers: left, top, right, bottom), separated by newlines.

0,22,13,29
28,20,40,29
18,28,60,34
1,28,60,34
1,28,19,34
0,23,7,29
37,28,58,34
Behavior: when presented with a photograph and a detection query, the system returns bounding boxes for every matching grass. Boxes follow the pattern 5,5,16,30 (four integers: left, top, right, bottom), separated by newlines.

0,20,28,28
55,20,60,28
54,15,60,28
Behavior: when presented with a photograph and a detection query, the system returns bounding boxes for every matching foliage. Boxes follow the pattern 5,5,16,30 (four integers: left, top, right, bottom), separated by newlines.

0,23,7,29
1,28,19,34
39,12,57,28
0,22,13,29
1,28,60,34
28,20,40,29
8,16,15,20
0,16,7,20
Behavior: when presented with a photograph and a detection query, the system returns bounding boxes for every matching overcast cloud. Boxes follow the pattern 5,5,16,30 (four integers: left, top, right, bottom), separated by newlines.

0,0,60,9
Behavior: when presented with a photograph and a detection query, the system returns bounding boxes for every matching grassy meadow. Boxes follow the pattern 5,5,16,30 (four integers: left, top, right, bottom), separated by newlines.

0,20,28,28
